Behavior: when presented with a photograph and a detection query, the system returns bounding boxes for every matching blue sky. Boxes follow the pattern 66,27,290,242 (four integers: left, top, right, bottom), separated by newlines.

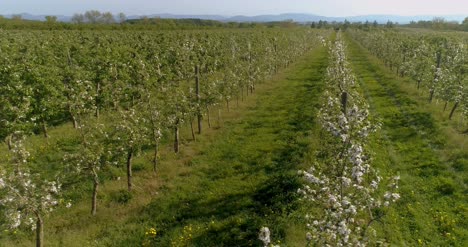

1,0,467,16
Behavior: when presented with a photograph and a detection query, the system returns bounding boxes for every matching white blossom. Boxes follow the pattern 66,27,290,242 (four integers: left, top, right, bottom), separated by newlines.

258,226,271,247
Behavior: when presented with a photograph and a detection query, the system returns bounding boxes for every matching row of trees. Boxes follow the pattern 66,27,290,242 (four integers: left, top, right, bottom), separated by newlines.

311,17,468,31
406,17,468,31
311,20,397,31
71,10,127,24
298,32,399,245
0,28,326,246
0,16,305,31
349,29,468,121
0,11,126,24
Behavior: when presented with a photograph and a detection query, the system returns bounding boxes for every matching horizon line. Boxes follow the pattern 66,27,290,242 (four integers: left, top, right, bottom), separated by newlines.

1,12,466,18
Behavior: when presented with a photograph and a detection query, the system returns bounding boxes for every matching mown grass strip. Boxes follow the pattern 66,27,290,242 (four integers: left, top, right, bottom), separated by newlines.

345,34,467,246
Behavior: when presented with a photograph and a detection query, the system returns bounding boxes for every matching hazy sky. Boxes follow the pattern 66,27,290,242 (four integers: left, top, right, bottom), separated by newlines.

1,0,467,16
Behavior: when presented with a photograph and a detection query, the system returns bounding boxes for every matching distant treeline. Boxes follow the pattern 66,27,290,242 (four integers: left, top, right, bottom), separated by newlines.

1,10,466,31
126,17,301,29
0,10,302,30
310,17,468,32
405,17,468,31
310,20,390,30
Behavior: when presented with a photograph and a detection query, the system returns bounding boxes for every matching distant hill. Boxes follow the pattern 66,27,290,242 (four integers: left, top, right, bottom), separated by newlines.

343,15,466,24
2,12,466,24
143,13,226,21
224,13,466,24
225,13,328,22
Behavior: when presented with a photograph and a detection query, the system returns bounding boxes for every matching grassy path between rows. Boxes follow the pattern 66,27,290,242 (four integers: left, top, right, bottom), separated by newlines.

124,45,329,246
109,45,329,246
345,34,467,246
0,45,329,246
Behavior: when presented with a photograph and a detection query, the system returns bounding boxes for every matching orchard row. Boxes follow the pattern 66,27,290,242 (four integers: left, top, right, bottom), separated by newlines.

349,29,468,120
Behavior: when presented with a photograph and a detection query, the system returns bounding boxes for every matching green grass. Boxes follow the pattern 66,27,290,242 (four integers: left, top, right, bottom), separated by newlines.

0,45,329,246
344,33,467,246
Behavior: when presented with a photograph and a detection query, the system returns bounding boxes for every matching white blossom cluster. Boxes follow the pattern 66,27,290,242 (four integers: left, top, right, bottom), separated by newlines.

113,107,150,154
317,35,327,47
298,33,399,246
65,79,97,123
0,133,62,231
258,226,280,247
0,77,35,141
65,120,109,176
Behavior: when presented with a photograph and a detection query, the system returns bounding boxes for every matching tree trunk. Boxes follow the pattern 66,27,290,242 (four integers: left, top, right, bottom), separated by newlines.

443,101,448,112
174,125,179,153
429,89,434,103
71,114,78,129
69,106,78,129
35,214,43,247
226,99,230,112
126,149,133,192
417,79,421,90
449,102,459,120
341,92,348,114
241,88,244,101
91,175,99,215
217,107,222,128
206,105,211,128
400,55,407,77
95,105,100,119
190,118,196,141
42,121,49,139
195,65,202,135
197,113,202,135
95,81,100,119
6,134,12,150
153,143,159,173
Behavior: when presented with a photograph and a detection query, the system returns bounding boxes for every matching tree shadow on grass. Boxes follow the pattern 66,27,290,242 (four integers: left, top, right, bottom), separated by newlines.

141,171,300,246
